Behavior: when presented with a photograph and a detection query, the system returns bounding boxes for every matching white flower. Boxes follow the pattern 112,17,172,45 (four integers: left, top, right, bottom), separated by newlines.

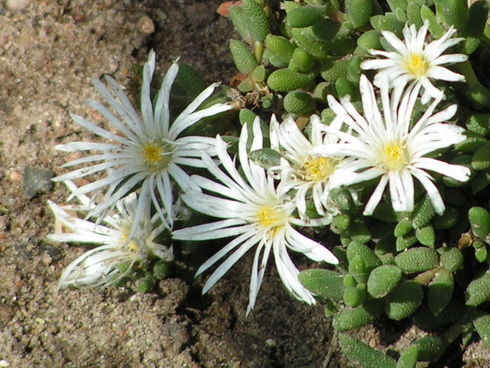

172,119,338,315
269,115,342,224
48,181,173,289
312,75,471,216
53,51,232,240
360,21,467,104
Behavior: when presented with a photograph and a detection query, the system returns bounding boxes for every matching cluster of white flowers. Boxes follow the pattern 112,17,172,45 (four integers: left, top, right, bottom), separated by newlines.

48,21,471,313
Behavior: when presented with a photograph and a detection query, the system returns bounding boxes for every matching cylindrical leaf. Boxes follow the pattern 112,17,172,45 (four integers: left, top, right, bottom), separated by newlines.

338,334,397,368
428,269,454,316
267,68,315,91
466,271,490,306
287,5,324,28
346,0,372,29
386,281,423,320
367,265,402,298
230,39,259,74
395,247,439,274
469,206,490,238
283,91,316,115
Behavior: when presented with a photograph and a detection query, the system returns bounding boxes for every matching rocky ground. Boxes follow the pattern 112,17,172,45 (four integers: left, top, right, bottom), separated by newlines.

1,1,489,367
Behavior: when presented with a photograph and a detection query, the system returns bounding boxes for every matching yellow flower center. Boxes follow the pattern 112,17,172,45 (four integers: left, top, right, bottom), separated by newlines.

256,205,288,235
143,142,173,171
405,53,430,78
120,228,139,252
301,156,337,183
381,141,409,171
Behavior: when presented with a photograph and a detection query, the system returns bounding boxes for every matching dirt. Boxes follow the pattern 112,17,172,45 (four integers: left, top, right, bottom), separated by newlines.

0,1,489,367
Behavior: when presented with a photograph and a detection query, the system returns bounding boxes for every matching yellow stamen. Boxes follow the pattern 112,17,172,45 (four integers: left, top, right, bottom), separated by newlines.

381,141,409,171
405,53,429,78
256,205,288,235
120,229,139,252
301,156,336,183
142,142,173,171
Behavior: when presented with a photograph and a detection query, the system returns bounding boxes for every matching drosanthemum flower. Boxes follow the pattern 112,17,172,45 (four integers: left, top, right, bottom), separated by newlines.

360,21,467,104
269,114,342,223
172,119,338,315
53,51,232,240
48,181,173,289
312,75,471,216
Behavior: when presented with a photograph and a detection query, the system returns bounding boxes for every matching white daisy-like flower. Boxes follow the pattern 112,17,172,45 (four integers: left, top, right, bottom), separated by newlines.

172,118,338,315
53,50,232,240
269,114,342,224
48,181,173,289
312,75,471,216
360,20,467,104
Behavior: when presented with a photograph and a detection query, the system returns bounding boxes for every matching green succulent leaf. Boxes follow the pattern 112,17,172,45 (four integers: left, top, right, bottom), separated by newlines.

415,224,435,247
434,0,468,29
410,195,435,229
289,47,315,73
248,148,283,170
468,206,490,239
242,0,270,42
267,68,315,91
433,207,459,230
230,39,259,74
420,5,445,38
346,0,372,29
396,345,418,368
333,300,382,331
367,265,402,298
347,241,381,273
439,247,464,273
287,5,324,28
343,285,366,307
298,269,344,301
473,313,490,349
466,271,490,306
394,219,413,237
338,334,397,368
472,142,490,171
264,35,296,68
395,247,439,274
386,281,423,320
414,335,447,362
283,90,316,115
428,269,454,316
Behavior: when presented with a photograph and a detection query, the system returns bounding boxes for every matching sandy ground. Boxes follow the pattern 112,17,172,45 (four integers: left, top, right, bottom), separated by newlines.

0,1,340,367
1,1,490,367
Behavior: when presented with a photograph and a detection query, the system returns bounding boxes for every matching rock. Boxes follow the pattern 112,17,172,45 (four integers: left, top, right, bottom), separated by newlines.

6,0,31,10
23,167,55,198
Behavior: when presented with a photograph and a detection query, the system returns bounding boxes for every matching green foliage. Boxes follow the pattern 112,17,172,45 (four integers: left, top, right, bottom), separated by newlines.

298,269,344,301
333,301,381,331
283,90,316,115
428,269,454,316
466,271,490,306
434,0,468,29
287,5,324,28
346,0,373,29
395,247,439,273
338,334,397,368
386,281,423,320
473,313,490,349
468,206,490,239
367,265,402,298
249,148,283,169
414,336,447,362
267,68,316,91
230,39,259,74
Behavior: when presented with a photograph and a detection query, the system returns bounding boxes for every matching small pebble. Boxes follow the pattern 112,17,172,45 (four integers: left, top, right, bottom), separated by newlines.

23,167,55,198
6,0,30,10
